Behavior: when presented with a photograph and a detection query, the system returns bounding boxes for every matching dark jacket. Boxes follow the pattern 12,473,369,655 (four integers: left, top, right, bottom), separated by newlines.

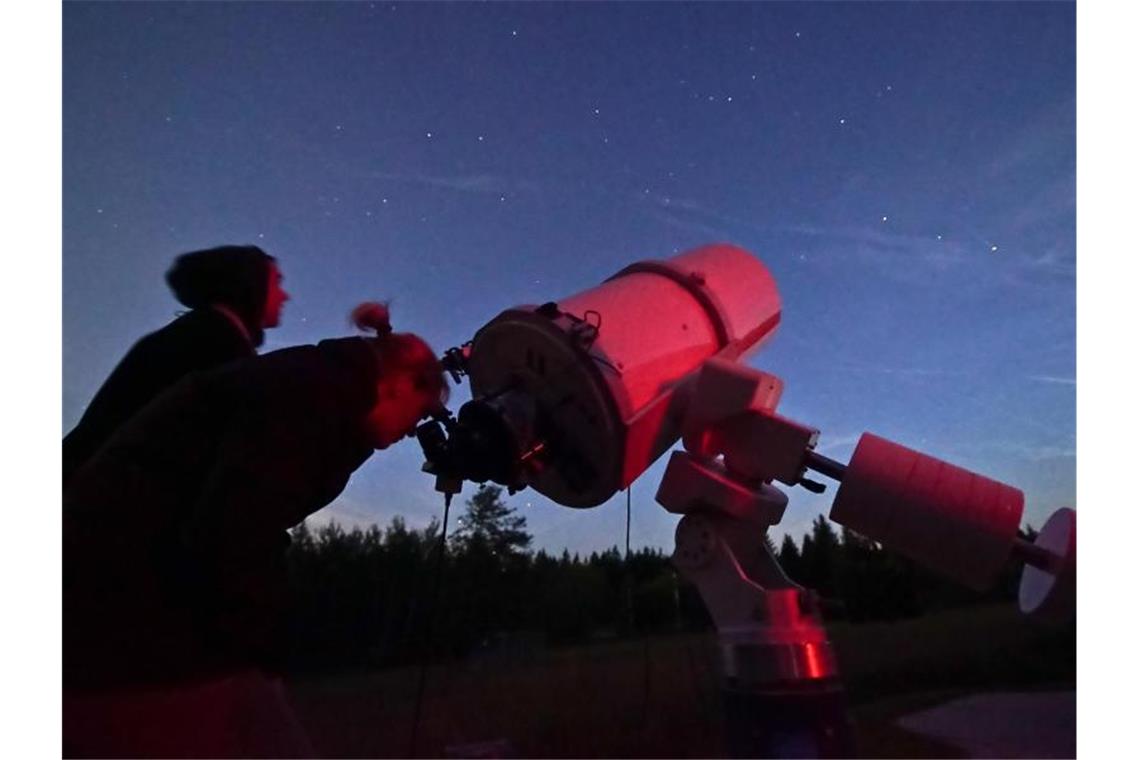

62,308,254,484
63,337,380,690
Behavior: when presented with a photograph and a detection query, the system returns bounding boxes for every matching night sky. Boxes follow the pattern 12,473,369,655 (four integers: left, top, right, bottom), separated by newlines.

63,1,1075,555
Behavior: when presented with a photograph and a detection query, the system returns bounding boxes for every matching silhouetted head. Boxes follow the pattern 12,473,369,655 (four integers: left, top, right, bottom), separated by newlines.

352,302,449,449
166,245,288,346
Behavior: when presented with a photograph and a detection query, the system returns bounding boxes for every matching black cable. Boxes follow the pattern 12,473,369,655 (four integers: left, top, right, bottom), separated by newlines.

624,487,652,746
625,486,631,559
624,487,633,637
408,492,453,758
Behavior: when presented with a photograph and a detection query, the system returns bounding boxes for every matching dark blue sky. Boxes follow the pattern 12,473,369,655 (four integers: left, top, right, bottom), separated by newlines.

63,2,1075,553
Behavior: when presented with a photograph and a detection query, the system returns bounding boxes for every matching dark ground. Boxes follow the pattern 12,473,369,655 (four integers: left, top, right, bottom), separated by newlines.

287,604,1075,758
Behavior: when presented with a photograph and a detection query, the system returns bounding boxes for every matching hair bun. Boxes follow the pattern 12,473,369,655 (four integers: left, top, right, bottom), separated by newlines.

351,301,392,336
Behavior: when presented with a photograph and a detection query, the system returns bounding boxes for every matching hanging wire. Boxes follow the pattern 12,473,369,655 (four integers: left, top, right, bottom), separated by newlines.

407,486,649,754
408,492,453,758
625,486,632,559
624,486,652,747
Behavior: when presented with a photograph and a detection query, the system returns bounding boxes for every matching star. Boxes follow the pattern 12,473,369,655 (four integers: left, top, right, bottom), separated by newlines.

881,215,888,222
840,118,846,125
426,131,433,138
991,245,999,252
477,135,485,141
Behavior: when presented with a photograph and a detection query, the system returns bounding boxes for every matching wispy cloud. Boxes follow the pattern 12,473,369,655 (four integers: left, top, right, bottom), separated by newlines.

785,223,972,278
785,220,1074,291
642,194,771,240
820,364,1076,391
309,493,439,534
268,127,542,198
1027,374,1076,386
362,170,541,196
831,355,975,380
815,433,863,455
1005,173,1075,236
975,440,1076,461
985,98,1074,181
647,206,733,239
306,498,383,532
788,223,952,251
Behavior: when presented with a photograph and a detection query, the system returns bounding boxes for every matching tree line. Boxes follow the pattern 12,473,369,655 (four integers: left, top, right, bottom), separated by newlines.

283,485,1032,674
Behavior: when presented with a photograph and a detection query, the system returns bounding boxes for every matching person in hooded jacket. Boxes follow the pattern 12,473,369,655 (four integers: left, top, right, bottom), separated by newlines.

62,244,290,484
63,303,436,758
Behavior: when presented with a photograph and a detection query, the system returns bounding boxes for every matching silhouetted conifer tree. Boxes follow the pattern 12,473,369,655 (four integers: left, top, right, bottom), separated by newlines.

778,533,802,581
452,485,531,558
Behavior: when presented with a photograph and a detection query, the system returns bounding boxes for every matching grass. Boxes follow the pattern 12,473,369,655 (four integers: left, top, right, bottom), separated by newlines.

287,604,1074,758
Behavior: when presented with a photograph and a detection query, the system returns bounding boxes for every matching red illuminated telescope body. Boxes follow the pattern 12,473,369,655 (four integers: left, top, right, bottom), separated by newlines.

464,243,1072,617
464,244,782,507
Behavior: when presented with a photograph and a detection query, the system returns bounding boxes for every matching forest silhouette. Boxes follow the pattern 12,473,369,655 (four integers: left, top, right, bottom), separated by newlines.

283,485,1035,675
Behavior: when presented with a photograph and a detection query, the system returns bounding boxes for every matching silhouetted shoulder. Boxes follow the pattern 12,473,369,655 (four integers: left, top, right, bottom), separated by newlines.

63,309,256,484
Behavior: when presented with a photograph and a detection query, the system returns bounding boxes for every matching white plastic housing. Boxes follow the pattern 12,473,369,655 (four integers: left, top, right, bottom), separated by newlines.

465,244,782,507
829,432,1024,590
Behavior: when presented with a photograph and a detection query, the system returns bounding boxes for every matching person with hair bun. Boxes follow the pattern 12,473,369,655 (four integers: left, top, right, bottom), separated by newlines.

63,244,289,483
63,302,447,758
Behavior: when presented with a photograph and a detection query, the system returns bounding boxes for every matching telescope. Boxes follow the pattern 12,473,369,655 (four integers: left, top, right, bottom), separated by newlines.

416,243,1076,757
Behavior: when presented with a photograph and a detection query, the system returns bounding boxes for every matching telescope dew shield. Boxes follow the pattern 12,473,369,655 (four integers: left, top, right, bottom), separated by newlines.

465,244,782,508
829,433,1024,590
